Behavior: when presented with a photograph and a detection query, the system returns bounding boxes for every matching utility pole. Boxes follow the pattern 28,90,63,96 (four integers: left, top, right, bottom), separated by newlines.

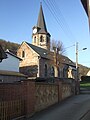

75,42,87,80
76,42,78,70
75,42,87,94
75,42,79,94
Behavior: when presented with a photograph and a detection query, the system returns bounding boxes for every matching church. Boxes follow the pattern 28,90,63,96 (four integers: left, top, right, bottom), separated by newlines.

17,4,76,79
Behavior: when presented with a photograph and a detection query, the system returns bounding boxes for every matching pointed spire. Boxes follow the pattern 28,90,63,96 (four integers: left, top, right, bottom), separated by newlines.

37,3,47,33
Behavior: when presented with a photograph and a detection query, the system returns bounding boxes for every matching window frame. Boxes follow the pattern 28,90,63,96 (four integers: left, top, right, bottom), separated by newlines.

22,50,25,58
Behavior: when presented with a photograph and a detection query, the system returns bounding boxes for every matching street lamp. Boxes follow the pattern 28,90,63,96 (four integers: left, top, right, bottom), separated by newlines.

76,42,87,70
75,42,87,94
82,48,87,50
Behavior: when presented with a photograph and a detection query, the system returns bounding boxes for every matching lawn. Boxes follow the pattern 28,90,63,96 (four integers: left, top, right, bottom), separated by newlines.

80,82,90,89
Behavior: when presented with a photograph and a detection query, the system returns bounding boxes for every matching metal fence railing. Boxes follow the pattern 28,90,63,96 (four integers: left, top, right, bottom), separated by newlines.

0,100,25,120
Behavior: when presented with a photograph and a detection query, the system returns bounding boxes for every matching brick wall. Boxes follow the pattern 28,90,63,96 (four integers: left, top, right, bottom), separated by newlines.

0,83,25,119
0,80,35,119
0,78,75,119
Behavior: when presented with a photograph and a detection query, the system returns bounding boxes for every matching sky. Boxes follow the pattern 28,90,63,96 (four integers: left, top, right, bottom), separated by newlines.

0,0,90,67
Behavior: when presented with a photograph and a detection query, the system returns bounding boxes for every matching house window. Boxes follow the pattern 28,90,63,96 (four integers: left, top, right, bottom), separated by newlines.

45,64,47,77
51,66,54,77
22,50,25,58
40,35,43,42
34,36,36,43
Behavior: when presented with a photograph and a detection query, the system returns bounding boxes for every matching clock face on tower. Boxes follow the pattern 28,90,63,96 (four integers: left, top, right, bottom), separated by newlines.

33,28,37,34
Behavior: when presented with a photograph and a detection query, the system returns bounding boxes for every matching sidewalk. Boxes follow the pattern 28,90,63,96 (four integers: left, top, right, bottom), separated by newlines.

80,87,90,94
28,94,90,120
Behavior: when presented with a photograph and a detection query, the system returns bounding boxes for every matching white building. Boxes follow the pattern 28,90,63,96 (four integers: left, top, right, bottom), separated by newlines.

0,50,27,83
87,70,90,76
0,49,21,72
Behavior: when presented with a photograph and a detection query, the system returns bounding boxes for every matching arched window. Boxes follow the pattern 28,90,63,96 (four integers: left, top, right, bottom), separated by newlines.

34,36,36,43
40,35,43,42
58,67,60,77
63,68,65,78
51,66,54,77
22,50,25,58
47,37,49,43
45,64,47,77
63,65,68,78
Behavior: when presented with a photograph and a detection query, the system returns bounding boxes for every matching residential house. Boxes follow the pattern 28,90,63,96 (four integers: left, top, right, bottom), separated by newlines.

0,49,27,83
87,70,90,76
17,4,76,79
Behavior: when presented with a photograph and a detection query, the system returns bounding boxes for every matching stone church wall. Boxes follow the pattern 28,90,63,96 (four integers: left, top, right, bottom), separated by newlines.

17,43,39,67
17,43,39,77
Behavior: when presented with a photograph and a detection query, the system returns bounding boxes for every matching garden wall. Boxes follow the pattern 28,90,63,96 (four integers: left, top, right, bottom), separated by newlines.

0,78,75,119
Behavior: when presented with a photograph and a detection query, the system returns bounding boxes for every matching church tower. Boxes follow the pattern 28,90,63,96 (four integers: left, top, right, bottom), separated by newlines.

32,4,51,50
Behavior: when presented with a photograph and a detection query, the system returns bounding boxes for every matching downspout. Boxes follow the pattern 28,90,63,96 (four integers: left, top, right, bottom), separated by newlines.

37,56,41,77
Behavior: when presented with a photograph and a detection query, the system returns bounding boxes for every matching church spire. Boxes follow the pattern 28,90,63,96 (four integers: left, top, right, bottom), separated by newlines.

32,3,51,50
37,3,47,33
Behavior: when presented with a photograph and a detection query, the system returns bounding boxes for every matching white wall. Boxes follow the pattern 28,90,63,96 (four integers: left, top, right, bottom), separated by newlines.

0,53,20,72
87,70,90,76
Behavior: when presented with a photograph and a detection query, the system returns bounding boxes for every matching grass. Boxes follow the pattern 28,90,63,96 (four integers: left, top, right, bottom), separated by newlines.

80,82,90,89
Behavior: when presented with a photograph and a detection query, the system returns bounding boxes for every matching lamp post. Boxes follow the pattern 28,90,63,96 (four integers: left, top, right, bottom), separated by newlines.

75,42,87,94
76,42,87,71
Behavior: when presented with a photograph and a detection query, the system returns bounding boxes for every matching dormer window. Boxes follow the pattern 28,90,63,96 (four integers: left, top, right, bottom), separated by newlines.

22,50,25,58
40,35,44,42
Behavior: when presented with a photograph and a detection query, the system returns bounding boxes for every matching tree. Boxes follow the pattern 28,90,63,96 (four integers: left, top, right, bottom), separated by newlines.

51,39,66,55
0,39,20,54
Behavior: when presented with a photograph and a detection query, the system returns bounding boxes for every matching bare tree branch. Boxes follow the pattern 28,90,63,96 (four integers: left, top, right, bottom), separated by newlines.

51,39,66,55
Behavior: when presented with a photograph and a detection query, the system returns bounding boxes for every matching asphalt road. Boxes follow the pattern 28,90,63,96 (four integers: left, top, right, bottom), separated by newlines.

28,94,90,120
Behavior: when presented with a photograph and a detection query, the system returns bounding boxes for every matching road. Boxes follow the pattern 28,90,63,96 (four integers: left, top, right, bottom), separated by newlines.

28,94,90,120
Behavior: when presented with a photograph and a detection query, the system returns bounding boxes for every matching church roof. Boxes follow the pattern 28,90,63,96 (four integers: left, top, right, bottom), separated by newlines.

26,42,51,59
26,42,76,67
60,55,76,67
37,4,47,33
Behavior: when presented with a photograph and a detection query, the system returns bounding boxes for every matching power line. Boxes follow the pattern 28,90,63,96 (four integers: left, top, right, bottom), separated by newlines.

42,0,77,42
51,0,77,42
64,44,75,50
42,0,66,33
80,61,90,63
61,44,75,54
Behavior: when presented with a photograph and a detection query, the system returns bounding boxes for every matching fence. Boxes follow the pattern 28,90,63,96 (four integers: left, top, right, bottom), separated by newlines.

0,100,25,120
0,78,75,119
35,82,58,111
